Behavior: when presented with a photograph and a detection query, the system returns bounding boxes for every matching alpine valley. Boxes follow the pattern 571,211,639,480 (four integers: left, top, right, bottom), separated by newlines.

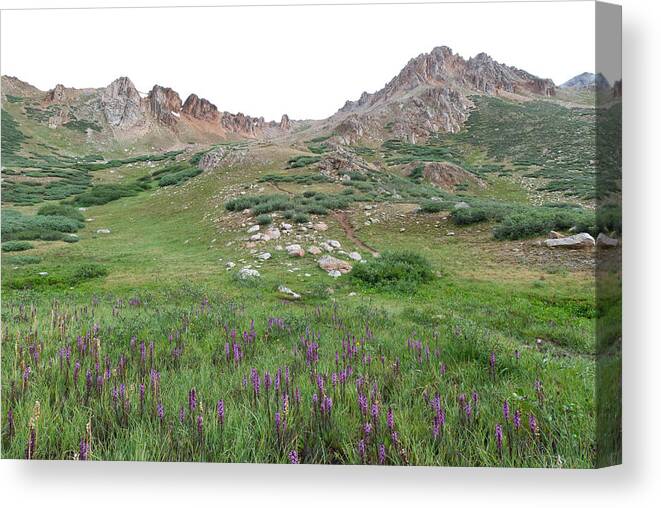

0,45,621,467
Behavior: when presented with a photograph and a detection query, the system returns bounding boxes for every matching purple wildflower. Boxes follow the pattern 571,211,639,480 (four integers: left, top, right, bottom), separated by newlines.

495,424,503,454
514,409,521,431
387,407,394,431
197,415,204,435
188,388,197,412
217,399,225,425
157,401,164,421
358,439,366,462
503,400,510,421
529,414,538,436
179,406,185,424
378,443,386,465
79,439,89,460
288,450,299,464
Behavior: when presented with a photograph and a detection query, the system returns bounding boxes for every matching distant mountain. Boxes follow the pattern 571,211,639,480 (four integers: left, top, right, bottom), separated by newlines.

560,72,610,90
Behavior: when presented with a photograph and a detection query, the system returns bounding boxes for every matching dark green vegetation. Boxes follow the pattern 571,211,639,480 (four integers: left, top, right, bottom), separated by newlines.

2,241,34,252
351,251,434,292
1,208,84,242
225,192,354,218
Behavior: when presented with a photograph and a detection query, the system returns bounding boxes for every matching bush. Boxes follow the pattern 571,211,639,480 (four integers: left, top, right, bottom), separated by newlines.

37,204,85,222
351,251,434,291
3,255,41,265
2,209,83,241
256,214,273,225
493,208,596,240
71,183,143,207
62,234,80,243
418,200,444,213
293,212,310,224
2,241,33,252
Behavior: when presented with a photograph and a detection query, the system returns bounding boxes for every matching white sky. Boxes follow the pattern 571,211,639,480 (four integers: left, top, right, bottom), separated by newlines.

1,2,599,121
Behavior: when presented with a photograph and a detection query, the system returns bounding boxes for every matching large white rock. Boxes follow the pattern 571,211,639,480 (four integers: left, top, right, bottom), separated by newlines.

286,244,305,257
247,225,260,234
307,246,322,255
263,228,281,241
348,251,362,261
256,252,271,261
313,222,329,232
544,232,595,249
327,240,342,249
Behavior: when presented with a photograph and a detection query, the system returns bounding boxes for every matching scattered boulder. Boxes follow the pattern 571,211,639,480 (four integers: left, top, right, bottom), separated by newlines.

348,251,362,261
263,228,281,241
281,223,293,231
249,233,263,242
328,270,342,278
96,228,111,234
596,233,619,248
286,244,305,257
327,240,341,249
278,285,301,300
256,252,271,261
544,233,595,250
225,261,236,269
307,246,323,255
318,255,352,274
313,222,329,232
247,225,260,234
238,268,260,279
548,231,564,239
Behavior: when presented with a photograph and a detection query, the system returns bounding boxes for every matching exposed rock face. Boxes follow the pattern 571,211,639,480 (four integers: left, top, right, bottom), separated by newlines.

544,233,595,250
198,147,226,170
45,84,68,103
101,77,143,129
279,114,291,130
407,161,485,191
560,72,610,90
182,93,219,122
221,112,265,136
148,85,182,126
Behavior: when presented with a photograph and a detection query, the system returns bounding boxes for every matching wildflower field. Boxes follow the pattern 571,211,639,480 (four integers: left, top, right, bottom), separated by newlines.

2,283,596,466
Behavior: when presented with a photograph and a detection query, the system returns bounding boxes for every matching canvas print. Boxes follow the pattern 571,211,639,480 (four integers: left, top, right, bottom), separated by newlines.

0,1,621,467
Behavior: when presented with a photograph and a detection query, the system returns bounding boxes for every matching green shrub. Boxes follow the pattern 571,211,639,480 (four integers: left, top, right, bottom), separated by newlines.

37,203,85,222
256,214,273,225
351,251,434,291
418,200,444,213
3,255,41,265
293,212,310,224
62,234,80,243
71,183,143,207
493,208,596,240
2,241,33,252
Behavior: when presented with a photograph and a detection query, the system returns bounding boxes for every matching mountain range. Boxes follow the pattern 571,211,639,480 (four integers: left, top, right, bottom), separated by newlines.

1,45,618,151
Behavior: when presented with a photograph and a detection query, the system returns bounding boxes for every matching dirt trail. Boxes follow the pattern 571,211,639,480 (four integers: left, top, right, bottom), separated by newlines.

332,211,379,255
271,182,294,195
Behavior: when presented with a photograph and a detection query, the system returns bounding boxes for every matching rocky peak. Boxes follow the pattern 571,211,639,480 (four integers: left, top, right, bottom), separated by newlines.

148,85,182,126
101,77,143,130
279,114,291,130
182,94,219,122
560,72,610,90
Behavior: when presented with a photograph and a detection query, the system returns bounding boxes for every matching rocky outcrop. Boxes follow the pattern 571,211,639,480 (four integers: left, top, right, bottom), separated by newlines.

198,147,226,170
317,146,377,181
101,77,143,129
148,85,182,126
221,112,265,136
407,161,485,191
182,94,220,122
44,84,68,103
